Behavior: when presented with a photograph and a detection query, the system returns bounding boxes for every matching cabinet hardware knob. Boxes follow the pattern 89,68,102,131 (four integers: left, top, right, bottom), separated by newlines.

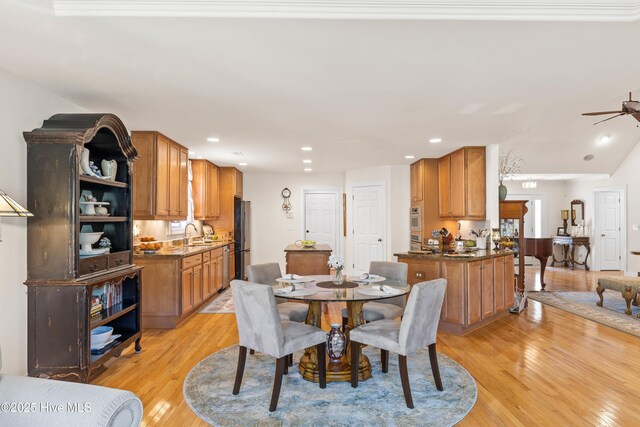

89,264,98,272
116,259,124,266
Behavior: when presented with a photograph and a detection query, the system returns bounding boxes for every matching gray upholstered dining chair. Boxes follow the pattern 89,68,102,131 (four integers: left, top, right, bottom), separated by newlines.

350,278,447,409
231,280,326,412
247,262,308,323
341,261,408,330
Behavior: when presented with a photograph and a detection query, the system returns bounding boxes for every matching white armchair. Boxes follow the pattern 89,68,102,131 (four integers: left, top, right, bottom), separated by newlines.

0,345,143,426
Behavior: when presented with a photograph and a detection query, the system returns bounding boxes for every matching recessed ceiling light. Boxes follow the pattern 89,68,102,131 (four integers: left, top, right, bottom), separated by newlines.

238,162,248,166
303,159,312,164
584,154,594,161
197,155,203,159
301,146,313,151
304,168,312,172
207,137,220,142
429,138,442,143
598,135,611,145
405,155,415,159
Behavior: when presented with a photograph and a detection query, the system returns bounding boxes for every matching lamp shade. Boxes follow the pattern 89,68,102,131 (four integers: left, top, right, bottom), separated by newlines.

0,190,33,217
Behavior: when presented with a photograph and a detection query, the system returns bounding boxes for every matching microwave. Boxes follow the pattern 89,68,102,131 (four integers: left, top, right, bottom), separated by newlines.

410,207,421,232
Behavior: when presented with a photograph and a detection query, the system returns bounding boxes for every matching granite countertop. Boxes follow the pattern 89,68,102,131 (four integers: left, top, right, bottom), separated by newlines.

284,243,332,252
395,249,515,261
134,241,233,258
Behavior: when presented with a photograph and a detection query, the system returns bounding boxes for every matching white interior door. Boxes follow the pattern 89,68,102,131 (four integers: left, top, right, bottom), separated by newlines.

596,191,621,270
304,192,338,253
352,185,385,274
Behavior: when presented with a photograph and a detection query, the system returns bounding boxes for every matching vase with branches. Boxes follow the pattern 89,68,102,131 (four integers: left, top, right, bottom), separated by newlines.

498,150,524,201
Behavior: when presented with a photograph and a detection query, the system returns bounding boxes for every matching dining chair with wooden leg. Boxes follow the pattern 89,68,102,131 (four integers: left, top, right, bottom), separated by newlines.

350,278,447,409
231,280,326,412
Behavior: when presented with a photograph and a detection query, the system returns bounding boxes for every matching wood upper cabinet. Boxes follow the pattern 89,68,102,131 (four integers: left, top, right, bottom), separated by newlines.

410,160,424,202
132,131,188,220
438,146,486,219
192,159,220,220
234,168,243,198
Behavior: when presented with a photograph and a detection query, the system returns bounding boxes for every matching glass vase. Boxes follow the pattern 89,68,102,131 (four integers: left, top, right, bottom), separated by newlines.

333,268,345,285
326,323,346,363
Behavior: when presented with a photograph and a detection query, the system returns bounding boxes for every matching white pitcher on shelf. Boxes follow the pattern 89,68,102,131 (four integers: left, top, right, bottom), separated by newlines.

79,146,99,177
101,159,117,181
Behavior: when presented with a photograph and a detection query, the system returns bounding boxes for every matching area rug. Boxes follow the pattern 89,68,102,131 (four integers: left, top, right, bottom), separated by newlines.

184,345,477,427
199,288,234,314
528,290,640,337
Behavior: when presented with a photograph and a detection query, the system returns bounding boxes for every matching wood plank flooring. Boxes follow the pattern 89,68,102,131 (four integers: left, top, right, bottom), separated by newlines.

92,266,640,426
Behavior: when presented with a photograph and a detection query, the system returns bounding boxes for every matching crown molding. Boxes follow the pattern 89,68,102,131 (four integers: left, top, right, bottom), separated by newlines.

53,0,640,21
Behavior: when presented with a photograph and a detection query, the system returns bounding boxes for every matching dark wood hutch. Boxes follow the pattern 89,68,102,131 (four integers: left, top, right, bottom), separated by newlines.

499,200,527,293
24,114,142,382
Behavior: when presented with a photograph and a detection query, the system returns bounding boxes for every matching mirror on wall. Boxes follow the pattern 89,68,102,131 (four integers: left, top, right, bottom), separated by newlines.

570,199,584,226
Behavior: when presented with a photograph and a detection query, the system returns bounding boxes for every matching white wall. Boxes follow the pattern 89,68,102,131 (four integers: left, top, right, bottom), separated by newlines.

564,141,640,273
243,172,344,273
0,68,85,375
505,180,569,237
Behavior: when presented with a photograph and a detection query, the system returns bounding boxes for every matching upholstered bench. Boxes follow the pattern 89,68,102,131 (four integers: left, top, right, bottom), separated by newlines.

596,277,640,317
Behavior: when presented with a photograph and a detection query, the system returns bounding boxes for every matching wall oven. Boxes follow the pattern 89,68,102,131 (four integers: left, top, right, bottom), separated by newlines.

410,233,422,251
410,207,421,232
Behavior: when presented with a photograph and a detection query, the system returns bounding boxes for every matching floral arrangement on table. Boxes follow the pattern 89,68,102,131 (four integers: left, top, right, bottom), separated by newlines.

328,255,345,284
498,150,524,200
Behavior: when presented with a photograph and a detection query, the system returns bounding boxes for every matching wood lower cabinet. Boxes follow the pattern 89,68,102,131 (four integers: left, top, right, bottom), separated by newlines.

132,131,189,220
137,245,230,328
285,244,332,275
397,253,514,335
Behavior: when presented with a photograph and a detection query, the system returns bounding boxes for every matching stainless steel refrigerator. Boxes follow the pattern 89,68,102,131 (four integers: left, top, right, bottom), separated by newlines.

234,199,250,280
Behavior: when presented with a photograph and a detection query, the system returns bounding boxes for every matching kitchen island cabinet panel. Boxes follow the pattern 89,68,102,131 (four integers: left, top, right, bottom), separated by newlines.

441,261,465,326
285,244,332,276
181,268,194,314
407,258,440,285
396,251,514,335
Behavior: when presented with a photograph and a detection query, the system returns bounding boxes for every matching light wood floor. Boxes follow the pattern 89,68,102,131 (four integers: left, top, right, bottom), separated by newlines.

93,266,640,426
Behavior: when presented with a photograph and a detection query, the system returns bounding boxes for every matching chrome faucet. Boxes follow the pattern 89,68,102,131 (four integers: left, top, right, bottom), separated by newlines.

183,222,198,246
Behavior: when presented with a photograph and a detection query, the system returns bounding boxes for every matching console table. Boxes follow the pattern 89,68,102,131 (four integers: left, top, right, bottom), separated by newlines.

551,236,590,270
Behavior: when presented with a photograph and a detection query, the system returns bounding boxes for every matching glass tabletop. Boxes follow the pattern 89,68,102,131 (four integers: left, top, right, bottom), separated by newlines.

271,274,410,302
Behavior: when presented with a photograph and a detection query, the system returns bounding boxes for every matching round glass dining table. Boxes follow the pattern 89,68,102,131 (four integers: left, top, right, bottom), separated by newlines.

271,274,410,383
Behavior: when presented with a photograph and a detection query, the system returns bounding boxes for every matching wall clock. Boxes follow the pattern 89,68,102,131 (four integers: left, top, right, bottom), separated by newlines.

281,188,292,211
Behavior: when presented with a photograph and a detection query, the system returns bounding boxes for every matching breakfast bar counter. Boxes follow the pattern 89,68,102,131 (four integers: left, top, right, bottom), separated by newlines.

395,250,515,335
284,244,332,275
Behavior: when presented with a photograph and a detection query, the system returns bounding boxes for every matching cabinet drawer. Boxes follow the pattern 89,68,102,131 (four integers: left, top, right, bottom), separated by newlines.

211,247,223,258
108,251,131,269
202,250,211,262
79,256,108,276
182,254,202,270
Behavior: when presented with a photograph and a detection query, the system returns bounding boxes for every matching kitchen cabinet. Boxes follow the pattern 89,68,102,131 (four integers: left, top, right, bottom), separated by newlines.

137,244,231,328
396,252,514,335
24,113,142,382
192,159,220,220
407,257,440,285
229,243,236,279
234,168,243,198
438,146,486,220
410,160,424,202
499,200,527,292
132,131,189,220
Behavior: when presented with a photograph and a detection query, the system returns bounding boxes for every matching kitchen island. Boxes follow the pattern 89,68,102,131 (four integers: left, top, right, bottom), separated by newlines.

134,241,233,328
284,243,332,275
395,250,515,335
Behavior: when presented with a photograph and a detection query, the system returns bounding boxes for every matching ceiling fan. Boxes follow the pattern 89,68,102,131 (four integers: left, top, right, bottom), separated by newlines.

582,92,640,125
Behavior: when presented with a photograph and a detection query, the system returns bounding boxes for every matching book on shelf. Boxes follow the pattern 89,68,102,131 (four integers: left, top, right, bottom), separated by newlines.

92,282,123,309
90,303,103,316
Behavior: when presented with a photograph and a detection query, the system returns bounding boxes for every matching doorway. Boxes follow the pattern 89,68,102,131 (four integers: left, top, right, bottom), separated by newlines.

351,184,385,275
302,189,341,257
594,188,625,271
506,193,546,238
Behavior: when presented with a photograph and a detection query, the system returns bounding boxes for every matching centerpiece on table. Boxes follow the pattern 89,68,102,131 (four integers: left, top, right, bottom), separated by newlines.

328,255,345,285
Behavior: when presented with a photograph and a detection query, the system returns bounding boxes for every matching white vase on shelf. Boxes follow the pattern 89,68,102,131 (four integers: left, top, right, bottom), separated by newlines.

101,159,117,181
80,146,98,177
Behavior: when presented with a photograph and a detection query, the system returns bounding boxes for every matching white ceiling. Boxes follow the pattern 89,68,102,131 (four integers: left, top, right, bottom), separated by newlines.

2,0,640,175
